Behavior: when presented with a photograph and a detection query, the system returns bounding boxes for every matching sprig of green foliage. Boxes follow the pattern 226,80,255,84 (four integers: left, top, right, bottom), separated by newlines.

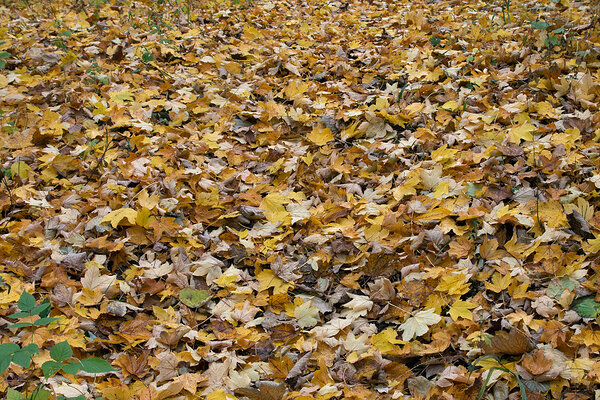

2,291,115,400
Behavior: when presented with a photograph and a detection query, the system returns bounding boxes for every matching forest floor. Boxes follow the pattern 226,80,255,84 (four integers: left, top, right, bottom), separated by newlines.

1,0,600,399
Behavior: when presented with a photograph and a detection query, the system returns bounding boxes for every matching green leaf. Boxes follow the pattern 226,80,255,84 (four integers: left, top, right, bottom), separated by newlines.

21,343,40,355
34,317,58,326
0,356,12,375
7,311,30,319
42,360,63,378
179,288,211,308
0,342,20,356
572,296,600,318
547,283,564,300
429,36,441,46
559,277,576,291
7,322,33,329
29,387,51,400
79,357,115,373
17,291,36,312
30,302,51,316
0,51,11,59
531,20,550,30
142,51,153,62
6,388,24,400
50,341,73,362
38,298,52,318
465,182,483,198
545,35,559,47
12,349,33,368
62,360,82,375
548,277,577,300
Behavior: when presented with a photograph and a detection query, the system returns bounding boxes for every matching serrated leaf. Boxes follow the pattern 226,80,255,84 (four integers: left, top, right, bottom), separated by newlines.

572,297,600,318
0,342,20,356
307,125,334,146
62,360,82,375
79,357,115,373
0,356,11,375
50,341,73,362
559,277,576,291
36,299,52,318
101,208,137,228
179,288,210,308
30,302,51,316
294,301,320,328
42,360,63,378
34,317,59,326
531,20,550,30
449,300,477,321
12,349,33,368
399,309,442,341
21,343,39,355
17,291,36,312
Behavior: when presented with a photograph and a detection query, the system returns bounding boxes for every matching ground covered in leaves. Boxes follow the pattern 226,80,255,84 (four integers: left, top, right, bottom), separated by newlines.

1,0,600,398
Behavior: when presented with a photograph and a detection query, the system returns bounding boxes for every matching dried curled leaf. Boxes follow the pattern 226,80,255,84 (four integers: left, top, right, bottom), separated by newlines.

481,328,535,356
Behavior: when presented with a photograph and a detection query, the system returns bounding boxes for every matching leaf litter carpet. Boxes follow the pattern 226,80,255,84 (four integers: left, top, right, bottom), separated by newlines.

1,0,600,398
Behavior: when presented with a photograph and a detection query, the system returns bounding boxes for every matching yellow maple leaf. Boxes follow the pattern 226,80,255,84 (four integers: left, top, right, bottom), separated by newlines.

449,300,477,321
431,145,459,164
585,235,600,253
440,100,459,112
138,189,160,210
307,125,334,146
284,80,309,100
10,161,32,179
102,208,138,228
260,193,290,224
207,390,238,400
485,272,511,292
135,207,154,229
508,123,535,144
257,269,292,294
534,101,556,118
435,273,470,296
372,328,405,354
243,25,263,40
537,200,567,228
294,300,320,328
433,181,450,198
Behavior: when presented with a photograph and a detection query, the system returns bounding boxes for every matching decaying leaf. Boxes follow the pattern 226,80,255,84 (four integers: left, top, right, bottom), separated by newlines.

2,0,600,398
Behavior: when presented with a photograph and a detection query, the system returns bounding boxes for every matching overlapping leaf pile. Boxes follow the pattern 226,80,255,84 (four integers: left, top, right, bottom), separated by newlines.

1,0,600,398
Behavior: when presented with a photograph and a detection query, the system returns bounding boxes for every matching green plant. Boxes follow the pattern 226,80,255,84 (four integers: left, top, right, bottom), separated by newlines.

2,291,115,400
0,50,11,69
502,0,511,23
85,60,109,86
530,19,566,51
470,355,528,400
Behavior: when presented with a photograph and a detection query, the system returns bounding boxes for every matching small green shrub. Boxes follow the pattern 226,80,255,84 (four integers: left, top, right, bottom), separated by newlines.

2,291,115,400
